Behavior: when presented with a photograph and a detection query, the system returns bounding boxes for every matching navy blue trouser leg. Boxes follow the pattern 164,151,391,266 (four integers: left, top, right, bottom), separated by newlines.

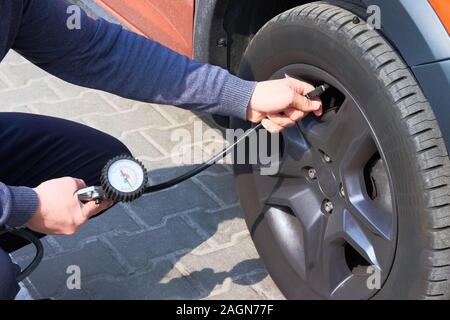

0,112,131,299
0,249,21,300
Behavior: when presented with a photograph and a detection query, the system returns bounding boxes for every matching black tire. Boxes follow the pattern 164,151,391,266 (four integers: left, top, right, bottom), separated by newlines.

232,1,450,299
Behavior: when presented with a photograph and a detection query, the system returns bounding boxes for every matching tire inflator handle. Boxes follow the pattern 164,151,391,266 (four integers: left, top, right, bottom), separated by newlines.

306,84,330,99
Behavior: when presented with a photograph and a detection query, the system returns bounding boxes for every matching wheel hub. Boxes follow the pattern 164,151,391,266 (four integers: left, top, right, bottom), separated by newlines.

317,165,339,198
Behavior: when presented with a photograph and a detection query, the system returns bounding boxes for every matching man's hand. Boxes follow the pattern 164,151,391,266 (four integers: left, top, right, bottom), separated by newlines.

26,177,113,235
248,78,323,133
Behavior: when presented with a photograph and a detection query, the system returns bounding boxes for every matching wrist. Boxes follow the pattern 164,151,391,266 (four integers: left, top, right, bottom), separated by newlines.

247,82,267,123
5,186,39,228
32,187,42,216
221,75,257,120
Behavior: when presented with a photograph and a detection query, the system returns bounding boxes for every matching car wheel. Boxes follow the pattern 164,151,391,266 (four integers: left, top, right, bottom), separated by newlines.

231,1,450,299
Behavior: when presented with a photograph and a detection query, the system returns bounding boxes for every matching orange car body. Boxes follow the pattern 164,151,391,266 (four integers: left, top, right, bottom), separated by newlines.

95,0,194,57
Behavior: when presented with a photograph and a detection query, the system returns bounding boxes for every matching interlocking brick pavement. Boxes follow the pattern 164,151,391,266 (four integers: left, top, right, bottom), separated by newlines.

0,50,284,300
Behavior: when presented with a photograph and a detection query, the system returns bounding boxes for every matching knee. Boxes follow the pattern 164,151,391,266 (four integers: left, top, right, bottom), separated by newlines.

96,131,132,160
0,250,20,300
109,137,132,158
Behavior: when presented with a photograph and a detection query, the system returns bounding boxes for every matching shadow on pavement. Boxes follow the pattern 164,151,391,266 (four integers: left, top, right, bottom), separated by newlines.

12,164,272,300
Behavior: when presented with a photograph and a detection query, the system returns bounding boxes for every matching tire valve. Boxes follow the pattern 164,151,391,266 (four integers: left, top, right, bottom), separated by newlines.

306,84,330,99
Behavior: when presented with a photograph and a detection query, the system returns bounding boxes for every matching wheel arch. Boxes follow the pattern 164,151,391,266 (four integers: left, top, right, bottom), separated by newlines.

194,0,450,69
193,0,322,72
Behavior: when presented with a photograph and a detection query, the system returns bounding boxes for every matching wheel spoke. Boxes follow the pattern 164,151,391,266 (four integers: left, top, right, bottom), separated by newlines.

266,178,324,229
318,206,353,293
276,125,315,177
298,97,374,163
337,101,376,160
298,112,342,157
264,206,307,279
341,171,394,240
342,157,394,240
252,174,283,201
266,178,327,282
336,97,372,147
334,98,393,239
321,207,390,296
346,191,394,240
325,209,380,268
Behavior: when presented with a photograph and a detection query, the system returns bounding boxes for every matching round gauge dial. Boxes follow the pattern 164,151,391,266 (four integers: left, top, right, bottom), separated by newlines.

107,159,145,193
101,155,148,202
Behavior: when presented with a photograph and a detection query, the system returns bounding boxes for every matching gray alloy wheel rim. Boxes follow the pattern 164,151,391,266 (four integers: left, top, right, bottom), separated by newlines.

255,64,398,299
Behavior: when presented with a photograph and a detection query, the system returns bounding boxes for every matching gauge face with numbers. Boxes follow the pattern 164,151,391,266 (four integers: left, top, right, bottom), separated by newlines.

107,159,146,193
101,155,148,203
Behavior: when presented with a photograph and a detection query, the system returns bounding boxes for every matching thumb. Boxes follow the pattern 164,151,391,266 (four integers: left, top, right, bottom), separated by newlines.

73,178,87,190
81,200,113,219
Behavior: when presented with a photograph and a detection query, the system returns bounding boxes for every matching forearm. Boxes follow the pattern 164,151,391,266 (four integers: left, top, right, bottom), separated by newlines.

0,182,38,228
13,0,255,119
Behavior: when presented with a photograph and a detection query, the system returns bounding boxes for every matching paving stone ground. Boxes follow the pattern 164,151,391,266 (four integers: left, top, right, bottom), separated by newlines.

0,51,284,300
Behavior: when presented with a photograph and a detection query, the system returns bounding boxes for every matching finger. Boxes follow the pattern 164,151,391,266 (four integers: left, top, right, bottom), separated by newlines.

81,200,114,219
247,109,266,123
73,178,87,190
313,109,323,117
267,113,296,128
291,94,322,113
286,78,323,113
285,75,315,96
291,94,312,111
288,78,316,96
310,97,323,116
261,118,285,133
284,107,305,122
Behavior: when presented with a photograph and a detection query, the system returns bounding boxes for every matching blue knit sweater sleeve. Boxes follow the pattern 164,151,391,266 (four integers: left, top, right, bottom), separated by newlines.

13,0,256,120
0,0,256,228
0,183,38,228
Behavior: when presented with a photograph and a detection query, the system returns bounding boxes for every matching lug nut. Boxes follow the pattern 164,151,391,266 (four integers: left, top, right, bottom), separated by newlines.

308,168,317,180
216,37,227,47
323,153,332,163
323,200,334,214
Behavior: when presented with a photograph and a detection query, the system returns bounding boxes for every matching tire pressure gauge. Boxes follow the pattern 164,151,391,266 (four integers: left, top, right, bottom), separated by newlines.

100,155,148,202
